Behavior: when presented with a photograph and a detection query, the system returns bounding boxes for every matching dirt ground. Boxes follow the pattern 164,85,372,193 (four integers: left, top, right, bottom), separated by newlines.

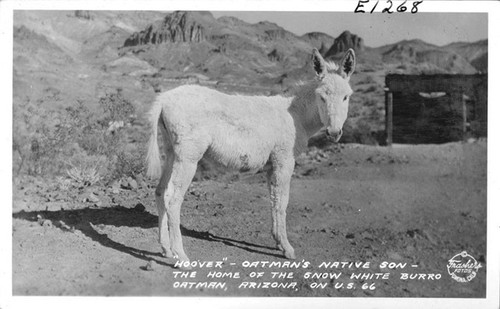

12,140,487,297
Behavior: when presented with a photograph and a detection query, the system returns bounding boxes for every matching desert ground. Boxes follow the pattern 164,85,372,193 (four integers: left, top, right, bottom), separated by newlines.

12,139,487,297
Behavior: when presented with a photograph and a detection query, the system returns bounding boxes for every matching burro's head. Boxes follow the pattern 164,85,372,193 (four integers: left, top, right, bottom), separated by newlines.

312,48,355,142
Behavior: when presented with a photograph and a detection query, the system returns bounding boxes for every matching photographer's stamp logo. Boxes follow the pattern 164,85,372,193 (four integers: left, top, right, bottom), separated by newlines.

447,251,482,282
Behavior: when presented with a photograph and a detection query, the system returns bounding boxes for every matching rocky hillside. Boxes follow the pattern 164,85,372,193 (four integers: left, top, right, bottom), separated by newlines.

443,40,488,72
121,12,486,81
15,10,164,97
119,11,316,86
373,39,477,74
13,10,488,148
13,10,487,93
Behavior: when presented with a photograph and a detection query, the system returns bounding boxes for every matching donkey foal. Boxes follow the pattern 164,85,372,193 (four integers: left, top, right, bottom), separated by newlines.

147,48,356,266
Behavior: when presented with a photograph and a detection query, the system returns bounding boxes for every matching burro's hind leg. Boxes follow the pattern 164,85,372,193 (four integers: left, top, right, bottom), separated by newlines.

166,158,198,266
155,148,174,258
267,155,296,259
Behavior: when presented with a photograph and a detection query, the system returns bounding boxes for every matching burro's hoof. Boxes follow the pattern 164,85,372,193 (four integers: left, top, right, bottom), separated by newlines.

162,248,174,258
284,250,296,260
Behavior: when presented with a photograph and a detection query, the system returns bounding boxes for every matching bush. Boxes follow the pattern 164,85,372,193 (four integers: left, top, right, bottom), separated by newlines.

342,119,380,145
99,88,135,124
66,153,107,186
364,85,378,93
356,75,376,85
14,89,145,184
111,147,146,180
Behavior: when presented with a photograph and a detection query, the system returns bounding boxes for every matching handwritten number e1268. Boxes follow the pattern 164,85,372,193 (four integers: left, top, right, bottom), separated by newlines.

354,0,423,14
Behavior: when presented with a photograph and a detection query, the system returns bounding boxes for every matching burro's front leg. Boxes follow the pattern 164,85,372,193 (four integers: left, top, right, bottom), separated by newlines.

268,156,296,259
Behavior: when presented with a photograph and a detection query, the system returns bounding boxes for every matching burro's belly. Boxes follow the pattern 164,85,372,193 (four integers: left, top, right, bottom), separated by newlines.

205,128,276,171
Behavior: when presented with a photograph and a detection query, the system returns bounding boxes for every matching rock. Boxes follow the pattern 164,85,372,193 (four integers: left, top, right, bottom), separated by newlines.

128,177,138,190
120,177,138,190
345,233,355,239
124,11,210,47
143,260,157,271
120,181,129,190
135,174,147,188
268,49,282,62
134,203,146,212
42,219,52,227
106,181,121,194
58,220,72,231
74,10,93,20
325,30,365,58
302,167,319,176
37,214,44,225
86,192,100,203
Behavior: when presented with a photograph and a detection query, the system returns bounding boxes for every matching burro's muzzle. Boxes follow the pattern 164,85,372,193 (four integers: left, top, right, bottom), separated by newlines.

325,127,343,143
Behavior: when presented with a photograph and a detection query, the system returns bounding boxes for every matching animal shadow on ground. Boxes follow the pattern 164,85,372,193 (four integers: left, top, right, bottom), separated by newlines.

13,205,282,268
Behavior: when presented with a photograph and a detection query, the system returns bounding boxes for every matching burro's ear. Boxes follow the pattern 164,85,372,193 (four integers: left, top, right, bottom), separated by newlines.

340,48,356,79
312,48,326,78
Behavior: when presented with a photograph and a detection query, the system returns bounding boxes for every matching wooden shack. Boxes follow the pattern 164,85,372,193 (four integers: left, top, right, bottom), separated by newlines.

384,74,487,145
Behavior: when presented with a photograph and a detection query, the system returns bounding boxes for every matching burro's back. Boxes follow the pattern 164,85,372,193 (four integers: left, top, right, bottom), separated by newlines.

146,48,356,268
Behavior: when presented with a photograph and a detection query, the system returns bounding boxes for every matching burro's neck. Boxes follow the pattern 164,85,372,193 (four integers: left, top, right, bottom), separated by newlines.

288,82,325,139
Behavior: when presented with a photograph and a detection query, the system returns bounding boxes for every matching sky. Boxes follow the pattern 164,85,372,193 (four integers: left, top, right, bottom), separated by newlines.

211,11,488,47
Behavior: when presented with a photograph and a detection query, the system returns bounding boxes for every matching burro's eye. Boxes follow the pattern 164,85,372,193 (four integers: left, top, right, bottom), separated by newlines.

320,96,326,103
343,95,349,101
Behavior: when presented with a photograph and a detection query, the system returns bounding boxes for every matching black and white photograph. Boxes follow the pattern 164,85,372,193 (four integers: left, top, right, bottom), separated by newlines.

2,0,499,308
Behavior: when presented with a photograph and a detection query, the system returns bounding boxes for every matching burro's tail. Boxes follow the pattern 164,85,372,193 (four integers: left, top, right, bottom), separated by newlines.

146,102,162,179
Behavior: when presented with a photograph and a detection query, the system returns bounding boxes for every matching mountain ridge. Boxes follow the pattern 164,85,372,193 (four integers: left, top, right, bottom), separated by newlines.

13,10,487,80
117,11,486,84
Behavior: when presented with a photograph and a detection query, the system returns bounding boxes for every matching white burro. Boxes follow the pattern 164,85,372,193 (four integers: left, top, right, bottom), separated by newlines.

146,48,356,268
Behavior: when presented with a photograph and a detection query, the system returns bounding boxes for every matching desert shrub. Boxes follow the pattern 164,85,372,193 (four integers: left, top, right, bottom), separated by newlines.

364,97,379,107
99,88,135,124
361,65,376,73
364,85,378,93
342,119,380,145
111,146,146,180
356,75,376,85
14,89,144,183
66,153,108,186
13,96,77,175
